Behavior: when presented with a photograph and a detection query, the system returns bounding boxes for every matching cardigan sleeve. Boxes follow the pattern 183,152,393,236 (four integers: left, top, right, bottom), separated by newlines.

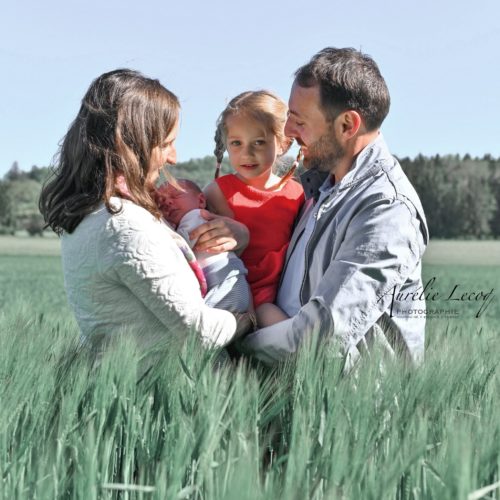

101,204,237,348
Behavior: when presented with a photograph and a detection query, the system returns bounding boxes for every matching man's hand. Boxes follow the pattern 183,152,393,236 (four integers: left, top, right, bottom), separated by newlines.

189,209,249,254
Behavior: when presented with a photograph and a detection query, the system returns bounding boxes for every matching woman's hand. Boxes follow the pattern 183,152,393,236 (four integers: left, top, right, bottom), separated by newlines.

189,209,249,254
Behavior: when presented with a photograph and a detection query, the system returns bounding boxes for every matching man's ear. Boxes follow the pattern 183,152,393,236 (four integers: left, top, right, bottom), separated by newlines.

337,110,362,139
198,193,207,209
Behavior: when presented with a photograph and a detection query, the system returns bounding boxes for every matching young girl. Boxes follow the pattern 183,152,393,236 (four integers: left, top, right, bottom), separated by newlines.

204,90,304,327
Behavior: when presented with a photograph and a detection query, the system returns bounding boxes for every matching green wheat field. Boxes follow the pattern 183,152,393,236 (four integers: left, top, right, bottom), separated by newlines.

0,236,499,499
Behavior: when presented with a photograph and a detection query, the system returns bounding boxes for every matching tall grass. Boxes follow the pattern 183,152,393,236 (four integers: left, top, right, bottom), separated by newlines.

0,249,499,499
1,307,499,499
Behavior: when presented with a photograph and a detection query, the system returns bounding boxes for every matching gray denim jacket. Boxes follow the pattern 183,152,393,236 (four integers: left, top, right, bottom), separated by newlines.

241,134,429,367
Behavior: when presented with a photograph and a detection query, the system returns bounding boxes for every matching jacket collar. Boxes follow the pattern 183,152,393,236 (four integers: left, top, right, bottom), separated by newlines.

299,169,330,201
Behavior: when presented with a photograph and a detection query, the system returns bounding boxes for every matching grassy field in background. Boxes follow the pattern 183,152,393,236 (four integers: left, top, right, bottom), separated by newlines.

0,237,499,499
0,234,60,256
423,240,500,266
2,235,500,262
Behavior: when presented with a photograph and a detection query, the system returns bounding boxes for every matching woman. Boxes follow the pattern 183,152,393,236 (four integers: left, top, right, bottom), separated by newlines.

40,69,250,353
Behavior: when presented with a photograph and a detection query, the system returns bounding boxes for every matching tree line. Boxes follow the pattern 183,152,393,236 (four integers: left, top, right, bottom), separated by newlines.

1,154,499,238
400,154,500,238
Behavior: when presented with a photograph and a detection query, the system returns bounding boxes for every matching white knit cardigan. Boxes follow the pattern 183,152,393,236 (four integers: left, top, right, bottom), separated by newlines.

61,198,236,350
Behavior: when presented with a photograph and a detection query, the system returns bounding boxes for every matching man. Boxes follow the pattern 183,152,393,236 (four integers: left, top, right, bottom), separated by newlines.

240,47,429,368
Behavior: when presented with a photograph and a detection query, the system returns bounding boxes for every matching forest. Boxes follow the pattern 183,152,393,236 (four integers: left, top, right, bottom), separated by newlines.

1,153,499,239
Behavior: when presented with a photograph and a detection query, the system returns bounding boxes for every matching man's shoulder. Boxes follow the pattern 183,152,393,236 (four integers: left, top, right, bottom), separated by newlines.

353,163,429,245
377,162,427,223
357,158,418,204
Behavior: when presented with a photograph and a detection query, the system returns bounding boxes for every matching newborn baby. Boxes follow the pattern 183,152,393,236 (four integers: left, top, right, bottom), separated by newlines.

156,179,251,313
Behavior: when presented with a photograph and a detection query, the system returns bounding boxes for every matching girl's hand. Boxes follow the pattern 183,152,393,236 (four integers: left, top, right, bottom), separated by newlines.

189,209,249,254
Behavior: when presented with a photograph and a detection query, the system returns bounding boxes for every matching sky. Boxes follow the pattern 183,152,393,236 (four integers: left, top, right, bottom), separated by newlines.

1,0,499,177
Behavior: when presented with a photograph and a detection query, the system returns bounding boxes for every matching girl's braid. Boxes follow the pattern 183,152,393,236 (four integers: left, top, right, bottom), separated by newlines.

213,122,226,179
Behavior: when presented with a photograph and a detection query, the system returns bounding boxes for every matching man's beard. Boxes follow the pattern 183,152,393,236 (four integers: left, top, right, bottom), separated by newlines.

302,129,345,173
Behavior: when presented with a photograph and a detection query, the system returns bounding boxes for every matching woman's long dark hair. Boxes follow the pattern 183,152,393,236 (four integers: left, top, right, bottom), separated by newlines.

39,69,180,235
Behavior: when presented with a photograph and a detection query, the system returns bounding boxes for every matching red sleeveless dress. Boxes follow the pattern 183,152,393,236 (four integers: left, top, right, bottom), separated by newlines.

215,174,304,307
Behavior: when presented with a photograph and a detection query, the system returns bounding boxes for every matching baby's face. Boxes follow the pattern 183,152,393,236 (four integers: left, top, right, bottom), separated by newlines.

156,183,205,226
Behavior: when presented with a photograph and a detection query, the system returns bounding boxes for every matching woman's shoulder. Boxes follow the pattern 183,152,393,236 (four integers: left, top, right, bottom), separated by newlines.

89,198,172,258
61,198,171,276
77,197,154,230
110,198,155,226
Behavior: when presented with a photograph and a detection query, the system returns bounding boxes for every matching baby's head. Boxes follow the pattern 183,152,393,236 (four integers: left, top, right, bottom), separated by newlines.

213,91,294,182
156,179,206,227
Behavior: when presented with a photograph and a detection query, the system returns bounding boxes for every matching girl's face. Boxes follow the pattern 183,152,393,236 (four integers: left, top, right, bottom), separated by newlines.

148,119,180,185
225,114,282,187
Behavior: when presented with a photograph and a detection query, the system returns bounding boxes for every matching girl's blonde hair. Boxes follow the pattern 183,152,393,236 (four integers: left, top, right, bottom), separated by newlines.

213,90,298,187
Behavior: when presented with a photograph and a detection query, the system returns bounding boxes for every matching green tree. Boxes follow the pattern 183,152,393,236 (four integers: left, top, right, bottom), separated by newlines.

488,159,500,237
5,161,25,181
2,178,44,235
27,165,51,183
168,156,232,188
460,176,495,238
0,180,15,233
